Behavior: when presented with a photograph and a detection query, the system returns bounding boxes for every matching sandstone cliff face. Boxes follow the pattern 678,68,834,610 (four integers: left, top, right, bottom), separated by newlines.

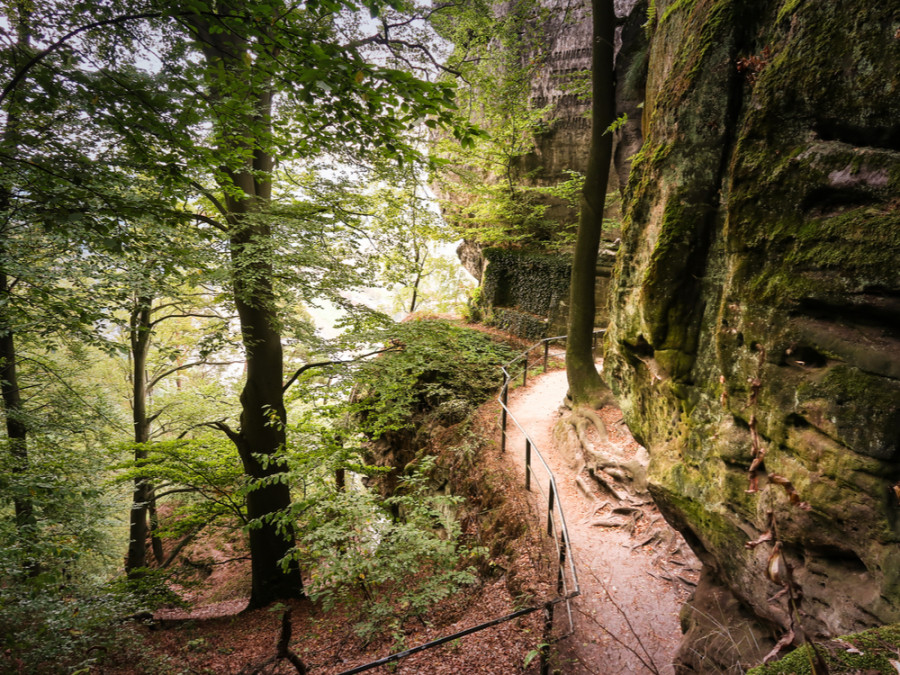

604,0,900,659
459,0,644,337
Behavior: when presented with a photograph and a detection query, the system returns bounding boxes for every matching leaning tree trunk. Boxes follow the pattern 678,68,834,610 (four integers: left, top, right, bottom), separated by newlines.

566,0,616,405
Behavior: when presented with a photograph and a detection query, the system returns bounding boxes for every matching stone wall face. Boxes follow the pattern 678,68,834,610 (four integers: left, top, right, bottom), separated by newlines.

522,0,594,228
604,0,900,660
461,0,645,339
478,245,617,339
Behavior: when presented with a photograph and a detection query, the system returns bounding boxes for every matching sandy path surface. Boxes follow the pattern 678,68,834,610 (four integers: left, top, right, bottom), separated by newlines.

502,368,700,675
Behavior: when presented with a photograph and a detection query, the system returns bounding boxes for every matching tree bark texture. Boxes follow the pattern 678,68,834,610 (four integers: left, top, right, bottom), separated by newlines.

566,0,615,404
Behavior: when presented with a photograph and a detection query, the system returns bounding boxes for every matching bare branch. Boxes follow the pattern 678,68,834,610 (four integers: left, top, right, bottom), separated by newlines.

148,360,243,389
1,12,163,106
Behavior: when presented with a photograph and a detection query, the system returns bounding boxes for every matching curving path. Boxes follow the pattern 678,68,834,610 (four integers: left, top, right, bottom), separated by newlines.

501,368,700,675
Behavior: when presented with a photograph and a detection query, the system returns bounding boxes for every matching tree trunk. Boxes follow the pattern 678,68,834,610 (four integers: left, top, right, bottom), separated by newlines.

226,185,304,607
0,0,35,544
0,270,33,532
566,0,615,405
126,296,153,575
148,494,165,564
187,10,303,606
408,241,426,314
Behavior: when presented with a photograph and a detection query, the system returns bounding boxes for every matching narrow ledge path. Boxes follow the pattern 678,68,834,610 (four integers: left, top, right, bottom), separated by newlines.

501,367,700,675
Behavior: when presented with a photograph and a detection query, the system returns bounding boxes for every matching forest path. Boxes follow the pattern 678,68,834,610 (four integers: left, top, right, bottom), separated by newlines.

501,367,700,675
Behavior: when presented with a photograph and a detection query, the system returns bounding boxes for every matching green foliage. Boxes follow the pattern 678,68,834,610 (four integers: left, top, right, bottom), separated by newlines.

364,163,475,316
431,0,580,248
107,568,189,612
292,458,482,641
480,247,572,317
604,113,630,136
0,575,173,674
0,342,123,583
114,438,248,533
351,319,514,439
0,0,501,635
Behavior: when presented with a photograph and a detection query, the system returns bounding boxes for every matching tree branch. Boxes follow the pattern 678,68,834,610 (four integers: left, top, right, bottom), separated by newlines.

0,12,163,106
148,360,243,389
282,343,403,393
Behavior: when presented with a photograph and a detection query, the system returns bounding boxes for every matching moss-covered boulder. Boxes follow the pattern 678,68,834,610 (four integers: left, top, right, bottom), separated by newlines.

605,0,900,669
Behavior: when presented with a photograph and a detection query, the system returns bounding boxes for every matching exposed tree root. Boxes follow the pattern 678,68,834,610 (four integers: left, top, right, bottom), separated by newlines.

553,405,648,498
591,519,627,528
575,475,595,500
588,468,630,502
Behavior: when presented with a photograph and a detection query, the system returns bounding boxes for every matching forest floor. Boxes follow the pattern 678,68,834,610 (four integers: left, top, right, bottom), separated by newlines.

109,351,697,675
500,365,700,675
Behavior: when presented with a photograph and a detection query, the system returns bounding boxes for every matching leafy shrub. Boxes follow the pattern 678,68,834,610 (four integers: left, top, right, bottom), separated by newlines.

350,319,514,438
0,579,151,674
292,458,484,642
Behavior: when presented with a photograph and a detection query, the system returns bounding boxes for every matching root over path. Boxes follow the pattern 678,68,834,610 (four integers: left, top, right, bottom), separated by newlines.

501,368,700,675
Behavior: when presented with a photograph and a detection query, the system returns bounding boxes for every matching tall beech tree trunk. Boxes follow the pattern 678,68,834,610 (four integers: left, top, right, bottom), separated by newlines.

566,0,615,404
125,296,153,575
0,0,36,543
190,12,303,607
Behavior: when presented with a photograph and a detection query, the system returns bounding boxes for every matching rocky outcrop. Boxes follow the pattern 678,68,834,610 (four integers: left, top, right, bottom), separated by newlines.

604,0,900,668
449,0,646,339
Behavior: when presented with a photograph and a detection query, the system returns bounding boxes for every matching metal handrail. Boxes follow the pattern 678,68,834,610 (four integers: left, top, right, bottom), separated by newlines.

497,328,604,636
332,329,605,674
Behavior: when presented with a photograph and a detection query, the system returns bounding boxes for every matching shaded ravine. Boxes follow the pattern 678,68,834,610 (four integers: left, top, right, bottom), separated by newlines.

502,368,699,675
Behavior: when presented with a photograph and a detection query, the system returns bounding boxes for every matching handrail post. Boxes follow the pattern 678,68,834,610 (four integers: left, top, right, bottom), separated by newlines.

500,383,508,453
557,541,566,595
525,439,531,491
522,358,527,387
543,340,549,372
547,484,555,535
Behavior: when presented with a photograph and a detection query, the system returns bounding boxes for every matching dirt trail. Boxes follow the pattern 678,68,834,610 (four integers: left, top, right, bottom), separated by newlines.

502,368,700,675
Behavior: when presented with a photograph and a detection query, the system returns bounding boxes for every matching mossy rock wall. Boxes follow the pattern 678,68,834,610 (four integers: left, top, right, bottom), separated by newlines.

479,247,616,339
604,0,900,659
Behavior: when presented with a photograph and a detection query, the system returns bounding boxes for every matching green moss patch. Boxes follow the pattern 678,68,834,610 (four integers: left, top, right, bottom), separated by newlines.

748,623,900,674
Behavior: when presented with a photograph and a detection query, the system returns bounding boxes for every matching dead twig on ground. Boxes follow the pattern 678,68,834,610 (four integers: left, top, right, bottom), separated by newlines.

580,567,662,675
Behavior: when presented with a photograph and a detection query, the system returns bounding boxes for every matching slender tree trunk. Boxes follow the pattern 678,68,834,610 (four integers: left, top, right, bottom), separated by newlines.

566,0,615,404
126,296,153,575
409,273,421,314
0,269,33,532
408,241,428,314
148,495,165,564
